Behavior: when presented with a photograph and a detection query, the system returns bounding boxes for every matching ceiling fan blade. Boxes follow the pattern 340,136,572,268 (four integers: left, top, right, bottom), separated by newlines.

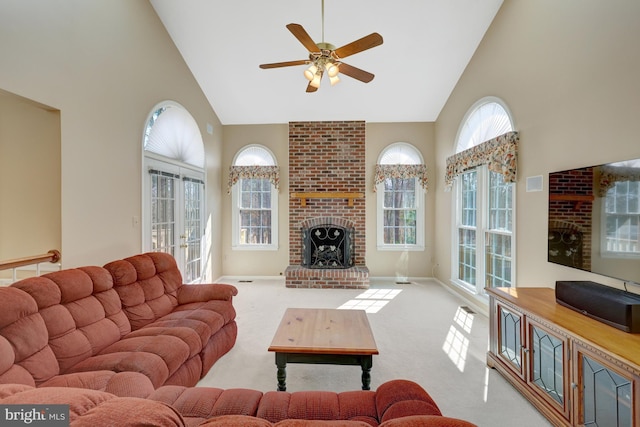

286,23,320,53
334,33,383,59
306,82,318,93
338,62,375,83
259,60,308,69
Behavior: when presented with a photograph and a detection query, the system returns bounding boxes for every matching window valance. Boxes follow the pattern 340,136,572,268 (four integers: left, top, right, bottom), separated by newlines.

227,165,280,194
373,164,428,192
596,165,640,197
445,131,519,190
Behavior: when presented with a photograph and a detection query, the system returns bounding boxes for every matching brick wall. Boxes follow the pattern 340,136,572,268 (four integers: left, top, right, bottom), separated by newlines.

288,121,366,266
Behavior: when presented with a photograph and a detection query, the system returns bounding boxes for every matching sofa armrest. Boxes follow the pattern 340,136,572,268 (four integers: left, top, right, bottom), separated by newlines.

376,380,442,423
177,283,238,304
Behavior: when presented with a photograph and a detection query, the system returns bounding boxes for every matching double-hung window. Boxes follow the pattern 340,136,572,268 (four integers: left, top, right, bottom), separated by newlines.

601,162,640,257
230,145,279,250
451,98,516,295
376,143,427,250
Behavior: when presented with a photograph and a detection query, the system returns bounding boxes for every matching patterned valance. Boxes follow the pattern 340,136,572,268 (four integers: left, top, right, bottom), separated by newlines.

445,131,519,190
596,165,640,197
227,165,280,194
373,164,429,192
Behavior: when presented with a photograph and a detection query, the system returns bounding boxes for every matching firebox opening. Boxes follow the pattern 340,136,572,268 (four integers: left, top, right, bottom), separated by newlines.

302,225,354,269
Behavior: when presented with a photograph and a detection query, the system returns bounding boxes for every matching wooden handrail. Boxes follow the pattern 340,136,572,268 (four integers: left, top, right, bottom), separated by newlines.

0,250,61,271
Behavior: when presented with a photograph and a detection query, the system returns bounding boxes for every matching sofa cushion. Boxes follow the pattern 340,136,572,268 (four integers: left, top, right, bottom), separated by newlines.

378,415,478,427
256,391,291,423
0,384,186,426
380,401,443,424
146,307,224,349
275,421,373,427
198,415,273,426
11,267,132,373
289,391,339,420
337,390,378,424
0,287,60,386
39,370,155,398
105,253,183,330
149,385,263,420
175,299,237,325
255,391,378,426
126,326,204,358
65,333,191,388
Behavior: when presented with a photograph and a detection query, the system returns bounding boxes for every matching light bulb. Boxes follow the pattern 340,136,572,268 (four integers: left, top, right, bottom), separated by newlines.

325,62,339,78
329,74,340,86
304,64,318,81
310,72,322,88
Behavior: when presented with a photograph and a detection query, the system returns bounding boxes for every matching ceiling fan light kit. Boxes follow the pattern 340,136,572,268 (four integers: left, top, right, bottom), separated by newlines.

259,0,383,92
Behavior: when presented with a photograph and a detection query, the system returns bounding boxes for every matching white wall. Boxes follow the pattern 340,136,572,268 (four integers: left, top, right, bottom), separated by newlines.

221,124,290,276
0,1,223,274
434,0,640,290
365,122,435,279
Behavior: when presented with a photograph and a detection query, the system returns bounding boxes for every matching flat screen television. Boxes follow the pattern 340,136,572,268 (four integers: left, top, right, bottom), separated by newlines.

548,157,640,286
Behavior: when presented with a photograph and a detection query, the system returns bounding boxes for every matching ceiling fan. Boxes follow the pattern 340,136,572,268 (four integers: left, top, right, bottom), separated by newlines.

259,0,383,92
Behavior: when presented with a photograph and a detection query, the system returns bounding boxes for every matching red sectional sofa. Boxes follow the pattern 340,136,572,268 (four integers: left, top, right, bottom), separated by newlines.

0,252,476,426
0,380,477,426
3,252,237,389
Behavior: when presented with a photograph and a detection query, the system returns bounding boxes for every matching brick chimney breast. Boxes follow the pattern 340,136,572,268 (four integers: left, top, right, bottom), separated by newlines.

286,121,368,289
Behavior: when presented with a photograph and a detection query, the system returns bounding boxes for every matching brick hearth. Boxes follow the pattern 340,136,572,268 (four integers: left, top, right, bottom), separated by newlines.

284,265,370,289
286,121,369,289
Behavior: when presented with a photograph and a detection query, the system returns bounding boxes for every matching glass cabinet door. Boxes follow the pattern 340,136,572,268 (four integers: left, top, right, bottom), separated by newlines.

528,321,569,419
578,350,633,427
496,302,524,378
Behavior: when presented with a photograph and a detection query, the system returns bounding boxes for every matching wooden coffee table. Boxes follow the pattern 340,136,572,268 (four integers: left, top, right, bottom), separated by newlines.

268,308,379,391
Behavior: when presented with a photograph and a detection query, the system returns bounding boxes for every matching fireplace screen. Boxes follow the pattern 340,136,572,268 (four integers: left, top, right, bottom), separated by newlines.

302,225,354,269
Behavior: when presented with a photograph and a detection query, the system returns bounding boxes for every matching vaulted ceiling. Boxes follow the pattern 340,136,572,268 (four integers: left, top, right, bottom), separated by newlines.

150,0,503,125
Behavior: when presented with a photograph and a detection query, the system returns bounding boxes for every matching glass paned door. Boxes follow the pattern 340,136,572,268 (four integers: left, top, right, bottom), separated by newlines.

497,302,524,378
580,353,632,427
528,322,568,418
150,170,177,253
146,159,205,283
182,175,204,283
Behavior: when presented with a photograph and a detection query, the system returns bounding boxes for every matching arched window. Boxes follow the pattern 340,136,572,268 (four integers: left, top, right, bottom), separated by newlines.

144,101,205,167
450,97,517,295
142,101,206,283
374,142,427,250
229,145,279,250
455,98,514,153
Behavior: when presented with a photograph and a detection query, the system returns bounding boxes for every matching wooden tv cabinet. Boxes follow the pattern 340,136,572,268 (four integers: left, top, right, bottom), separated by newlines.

486,287,640,427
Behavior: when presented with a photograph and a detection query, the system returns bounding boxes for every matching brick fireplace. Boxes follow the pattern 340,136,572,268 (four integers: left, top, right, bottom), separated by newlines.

285,121,369,289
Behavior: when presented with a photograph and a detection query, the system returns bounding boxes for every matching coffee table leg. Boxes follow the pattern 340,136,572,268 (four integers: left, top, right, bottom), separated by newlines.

275,353,287,391
361,356,372,390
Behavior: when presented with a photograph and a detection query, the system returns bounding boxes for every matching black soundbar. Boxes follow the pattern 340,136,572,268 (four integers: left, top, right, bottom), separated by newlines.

555,280,640,333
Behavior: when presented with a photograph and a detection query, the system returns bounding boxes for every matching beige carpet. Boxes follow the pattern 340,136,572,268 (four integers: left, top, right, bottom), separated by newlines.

198,278,552,427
